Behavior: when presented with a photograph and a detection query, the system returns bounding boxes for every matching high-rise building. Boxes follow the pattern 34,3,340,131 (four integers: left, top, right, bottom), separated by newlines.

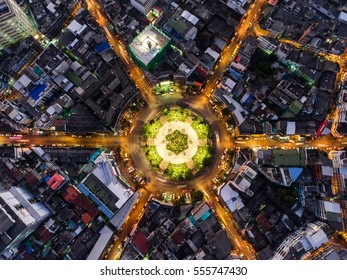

0,0,38,49
130,0,156,15
129,25,171,71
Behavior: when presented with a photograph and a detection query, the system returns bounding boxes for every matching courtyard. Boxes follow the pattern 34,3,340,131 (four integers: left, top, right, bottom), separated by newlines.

142,107,212,181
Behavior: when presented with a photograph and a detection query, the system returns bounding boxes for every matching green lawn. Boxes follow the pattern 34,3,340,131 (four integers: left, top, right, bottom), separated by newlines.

164,163,192,180
143,146,162,168
192,146,212,169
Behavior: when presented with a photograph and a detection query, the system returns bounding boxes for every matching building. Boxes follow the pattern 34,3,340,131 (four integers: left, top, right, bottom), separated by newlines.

219,181,250,225
257,36,278,54
338,12,347,24
0,99,33,126
316,200,342,230
13,67,58,108
0,187,50,259
77,152,134,219
129,25,171,71
163,10,198,43
229,162,258,197
86,225,114,260
272,221,331,260
0,0,38,49
332,103,347,137
329,151,347,231
130,0,156,15
121,200,233,260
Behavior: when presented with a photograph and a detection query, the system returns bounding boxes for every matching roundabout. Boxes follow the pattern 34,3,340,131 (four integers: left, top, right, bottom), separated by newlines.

118,93,235,192
142,107,213,181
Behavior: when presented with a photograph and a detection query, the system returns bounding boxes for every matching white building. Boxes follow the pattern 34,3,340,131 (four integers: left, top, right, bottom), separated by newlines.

338,12,347,24
34,94,74,130
87,225,114,260
0,0,38,48
230,164,257,196
0,99,33,125
220,182,245,212
78,152,134,219
257,36,278,54
273,221,329,260
0,187,50,259
13,70,57,108
130,0,156,15
316,200,342,224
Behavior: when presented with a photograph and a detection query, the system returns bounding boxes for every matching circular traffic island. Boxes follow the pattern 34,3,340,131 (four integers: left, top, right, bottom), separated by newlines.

142,107,213,181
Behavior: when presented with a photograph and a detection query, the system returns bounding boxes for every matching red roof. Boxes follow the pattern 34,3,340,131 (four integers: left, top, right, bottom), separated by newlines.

196,65,208,77
62,186,79,203
25,171,40,186
171,230,185,245
62,186,99,221
193,81,203,87
81,213,92,225
35,225,54,244
47,172,65,190
256,213,272,232
132,230,151,255
268,0,278,6
316,119,328,136
54,120,66,124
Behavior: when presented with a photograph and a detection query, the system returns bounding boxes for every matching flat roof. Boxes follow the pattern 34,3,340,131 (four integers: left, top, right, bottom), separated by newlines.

85,153,133,210
132,230,151,255
339,11,347,22
134,0,149,4
87,225,114,260
95,42,111,54
129,25,171,66
0,0,9,17
273,149,306,166
29,84,47,100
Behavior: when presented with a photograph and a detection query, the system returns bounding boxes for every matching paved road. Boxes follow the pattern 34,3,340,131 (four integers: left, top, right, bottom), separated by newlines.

202,189,257,260
107,190,152,260
2,135,125,148
7,128,347,151
201,0,267,97
85,0,158,107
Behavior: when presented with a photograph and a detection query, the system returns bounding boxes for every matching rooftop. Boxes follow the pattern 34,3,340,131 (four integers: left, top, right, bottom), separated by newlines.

273,150,306,166
80,153,133,217
0,0,9,17
132,230,151,256
129,25,171,67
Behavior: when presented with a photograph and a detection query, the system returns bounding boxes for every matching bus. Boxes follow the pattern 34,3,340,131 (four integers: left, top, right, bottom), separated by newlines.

9,135,22,140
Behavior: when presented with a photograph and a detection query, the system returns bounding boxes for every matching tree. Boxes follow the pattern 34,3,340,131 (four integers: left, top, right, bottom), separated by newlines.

114,146,121,156
226,117,234,125
221,108,231,117
191,190,203,203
